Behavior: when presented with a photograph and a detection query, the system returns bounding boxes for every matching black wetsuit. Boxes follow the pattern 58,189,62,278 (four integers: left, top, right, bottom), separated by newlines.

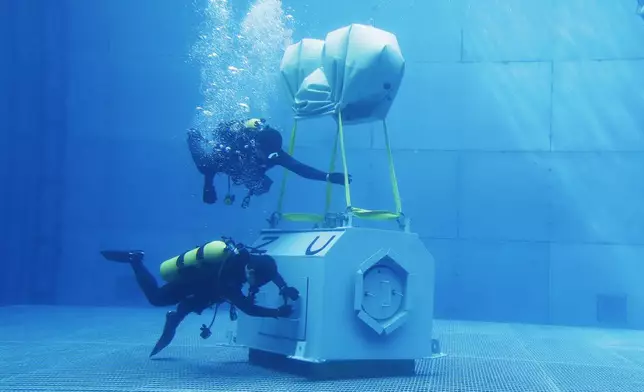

187,120,341,206
128,252,282,318
101,248,293,357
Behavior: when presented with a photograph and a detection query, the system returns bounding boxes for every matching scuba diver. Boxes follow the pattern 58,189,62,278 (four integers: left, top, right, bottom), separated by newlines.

100,237,300,357
187,118,353,208
639,0,644,19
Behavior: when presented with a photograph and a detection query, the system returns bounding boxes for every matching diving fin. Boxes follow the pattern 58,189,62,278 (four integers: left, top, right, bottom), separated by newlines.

100,250,145,263
150,310,182,358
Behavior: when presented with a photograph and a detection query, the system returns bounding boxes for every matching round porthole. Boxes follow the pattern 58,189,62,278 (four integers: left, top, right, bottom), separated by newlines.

361,265,405,321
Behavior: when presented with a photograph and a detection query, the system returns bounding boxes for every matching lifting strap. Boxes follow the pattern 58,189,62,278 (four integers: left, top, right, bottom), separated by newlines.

273,111,403,225
337,111,402,220
275,120,325,223
275,120,298,215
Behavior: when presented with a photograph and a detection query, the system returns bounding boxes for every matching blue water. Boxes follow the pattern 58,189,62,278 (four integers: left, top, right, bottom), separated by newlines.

3,0,644,389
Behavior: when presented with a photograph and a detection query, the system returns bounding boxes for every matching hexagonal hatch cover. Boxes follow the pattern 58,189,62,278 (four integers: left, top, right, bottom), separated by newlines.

354,250,411,336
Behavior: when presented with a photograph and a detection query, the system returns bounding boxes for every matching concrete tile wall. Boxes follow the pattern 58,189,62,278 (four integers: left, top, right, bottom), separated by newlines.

56,0,202,306
367,0,644,325
552,61,644,151
0,1,11,216
552,0,644,61
421,238,459,318
372,62,553,151
0,1,9,168
65,0,200,143
357,150,460,237
549,244,644,328
1,133,43,303
458,153,552,242
1,0,66,305
453,240,551,324
549,153,644,244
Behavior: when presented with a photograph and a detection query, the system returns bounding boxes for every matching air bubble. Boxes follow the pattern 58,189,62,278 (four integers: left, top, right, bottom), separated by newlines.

189,0,295,137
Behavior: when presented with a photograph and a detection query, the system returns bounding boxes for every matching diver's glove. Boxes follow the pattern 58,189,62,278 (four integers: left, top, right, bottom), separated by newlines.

280,286,300,301
274,304,293,318
327,172,352,185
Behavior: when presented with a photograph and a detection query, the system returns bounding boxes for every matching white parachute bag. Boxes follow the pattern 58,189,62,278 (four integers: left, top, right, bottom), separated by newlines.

279,24,405,124
323,24,405,124
280,38,325,100
293,67,335,118
279,39,334,117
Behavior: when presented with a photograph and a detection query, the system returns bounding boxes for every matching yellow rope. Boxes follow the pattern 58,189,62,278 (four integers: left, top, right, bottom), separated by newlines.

276,113,404,224
276,120,298,214
383,120,402,214
337,111,352,207
324,127,340,215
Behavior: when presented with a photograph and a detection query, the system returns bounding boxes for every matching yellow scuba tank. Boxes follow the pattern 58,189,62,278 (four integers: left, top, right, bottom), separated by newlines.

159,240,230,282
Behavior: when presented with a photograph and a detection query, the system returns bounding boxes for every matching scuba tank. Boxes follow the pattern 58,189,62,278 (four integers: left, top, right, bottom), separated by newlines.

159,237,267,282
159,240,230,282
157,236,273,341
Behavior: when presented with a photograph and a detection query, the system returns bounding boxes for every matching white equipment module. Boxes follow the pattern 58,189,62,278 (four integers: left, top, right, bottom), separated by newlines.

235,23,442,380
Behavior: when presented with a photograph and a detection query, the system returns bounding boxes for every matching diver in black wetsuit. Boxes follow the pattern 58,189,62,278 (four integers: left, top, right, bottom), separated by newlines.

100,240,299,358
187,118,353,208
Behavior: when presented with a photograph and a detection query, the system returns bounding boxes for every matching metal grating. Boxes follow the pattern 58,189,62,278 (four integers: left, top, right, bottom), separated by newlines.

3,306,644,391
